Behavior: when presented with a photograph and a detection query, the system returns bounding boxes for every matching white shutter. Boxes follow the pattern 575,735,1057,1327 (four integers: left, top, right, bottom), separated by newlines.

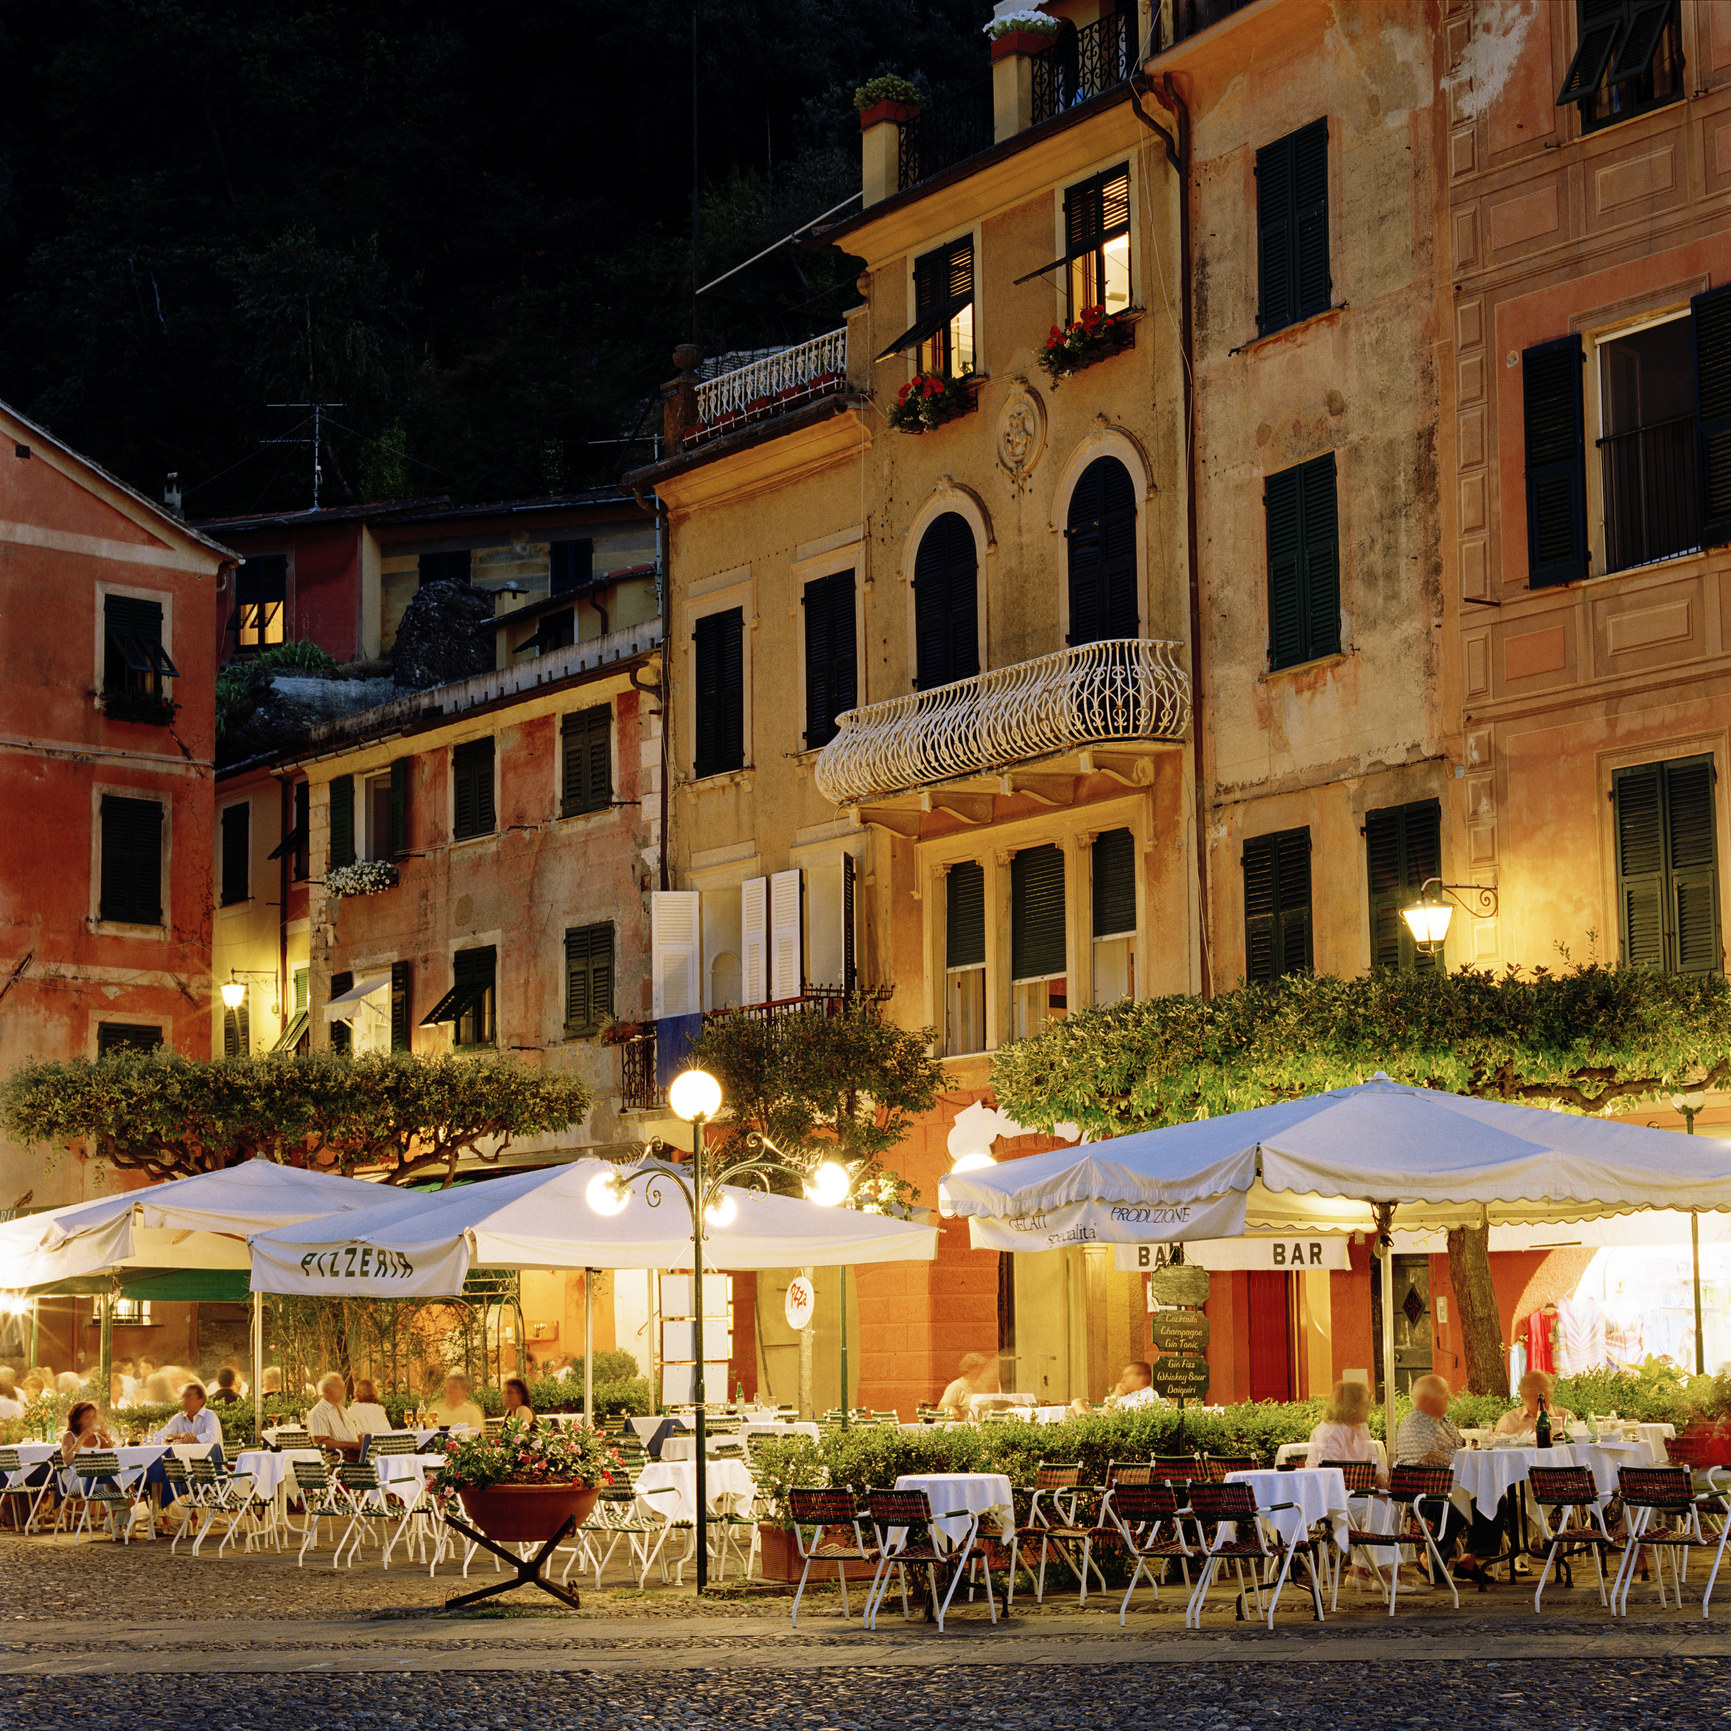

741,876,768,1006
651,890,702,1019
769,868,803,1001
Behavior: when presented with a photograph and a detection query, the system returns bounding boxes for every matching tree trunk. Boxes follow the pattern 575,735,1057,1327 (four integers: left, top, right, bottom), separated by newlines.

1446,1223,1504,1395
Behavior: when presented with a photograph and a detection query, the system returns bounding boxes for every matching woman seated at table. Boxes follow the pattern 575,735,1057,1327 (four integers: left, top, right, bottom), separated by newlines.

60,1400,118,1466
349,1378,390,1439
1304,1379,1387,1484
1493,1370,1574,1439
501,1377,536,1426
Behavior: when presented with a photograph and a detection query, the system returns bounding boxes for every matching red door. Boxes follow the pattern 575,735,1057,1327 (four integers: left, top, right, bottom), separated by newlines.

1246,1271,1292,1403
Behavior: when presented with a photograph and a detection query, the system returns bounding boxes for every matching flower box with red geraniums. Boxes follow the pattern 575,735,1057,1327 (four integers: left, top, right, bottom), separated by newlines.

1038,305,1138,389
886,371,976,434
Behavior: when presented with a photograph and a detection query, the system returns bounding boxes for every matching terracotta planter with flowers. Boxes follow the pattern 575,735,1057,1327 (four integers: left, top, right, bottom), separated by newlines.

459,1482,600,1544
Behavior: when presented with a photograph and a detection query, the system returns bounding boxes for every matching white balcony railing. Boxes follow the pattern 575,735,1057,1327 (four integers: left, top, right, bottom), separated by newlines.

813,638,1191,807
688,328,849,444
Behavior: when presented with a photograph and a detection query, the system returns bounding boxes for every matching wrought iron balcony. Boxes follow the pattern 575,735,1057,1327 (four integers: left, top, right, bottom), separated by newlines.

813,638,1190,807
687,329,850,447
1030,10,1136,125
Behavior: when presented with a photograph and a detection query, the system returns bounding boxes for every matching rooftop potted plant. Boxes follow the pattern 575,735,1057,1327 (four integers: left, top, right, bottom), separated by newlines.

989,11,1063,60
855,74,922,130
434,1416,622,1544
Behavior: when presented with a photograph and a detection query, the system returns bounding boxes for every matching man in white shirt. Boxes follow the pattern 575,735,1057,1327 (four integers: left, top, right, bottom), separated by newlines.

307,1373,365,1459
145,1383,224,1529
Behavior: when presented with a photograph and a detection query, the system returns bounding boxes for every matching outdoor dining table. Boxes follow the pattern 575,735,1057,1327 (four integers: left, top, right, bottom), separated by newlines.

891,1471,1014,1548
633,1457,756,1526
234,1447,324,1531
1224,1466,1363,1553
373,1452,447,1500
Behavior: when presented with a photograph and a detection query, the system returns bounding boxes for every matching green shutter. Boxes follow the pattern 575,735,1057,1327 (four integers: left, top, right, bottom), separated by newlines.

1265,468,1304,670
564,922,614,1037
1300,455,1340,657
1523,335,1588,587
693,609,744,778
389,759,409,858
1244,827,1312,983
220,801,249,907
562,705,612,816
390,960,412,1051
1092,828,1137,938
1256,119,1328,336
1011,844,1066,980
99,795,163,925
946,861,985,970
1617,756,1722,974
223,1001,250,1057
803,572,857,750
452,738,495,839
1266,454,1337,670
914,514,978,690
1557,0,1624,102
328,775,355,870
1693,283,1731,548
1365,801,1441,973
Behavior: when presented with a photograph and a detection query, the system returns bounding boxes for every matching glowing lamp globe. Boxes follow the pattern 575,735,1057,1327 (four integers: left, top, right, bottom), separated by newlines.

220,980,246,1010
950,1151,997,1174
585,1169,630,1217
669,1068,722,1123
806,1161,852,1208
1401,895,1452,949
704,1193,738,1229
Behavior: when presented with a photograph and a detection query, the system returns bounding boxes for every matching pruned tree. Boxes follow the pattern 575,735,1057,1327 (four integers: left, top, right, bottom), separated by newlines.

687,1001,944,1211
0,1049,593,1187
989,964,1731,1393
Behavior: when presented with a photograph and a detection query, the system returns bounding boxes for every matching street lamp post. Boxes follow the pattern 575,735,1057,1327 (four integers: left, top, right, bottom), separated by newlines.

584,1069,853,1592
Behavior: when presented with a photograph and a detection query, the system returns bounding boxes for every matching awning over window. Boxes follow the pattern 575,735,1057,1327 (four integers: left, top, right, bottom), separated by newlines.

420,982,487,1026
323,973,390,1022
266,821,306,862
874,296,969,362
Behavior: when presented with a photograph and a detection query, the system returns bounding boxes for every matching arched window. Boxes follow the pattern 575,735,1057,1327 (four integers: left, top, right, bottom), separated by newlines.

913,512,979,690
1066,456,1138,645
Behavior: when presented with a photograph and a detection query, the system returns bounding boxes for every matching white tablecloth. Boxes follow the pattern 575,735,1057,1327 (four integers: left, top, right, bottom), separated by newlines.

892,1472,1014,1547
1451,1442,1645,1517
628,1416,667,1445
634,1458,756,1525
1224,1467,1355,1553
373,1453,446,1500
1630,1423,1677,1465
234,1449,322,1501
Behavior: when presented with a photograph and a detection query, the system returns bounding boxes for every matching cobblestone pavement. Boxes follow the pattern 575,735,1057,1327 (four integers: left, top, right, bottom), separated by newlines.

2,1659,1728,1729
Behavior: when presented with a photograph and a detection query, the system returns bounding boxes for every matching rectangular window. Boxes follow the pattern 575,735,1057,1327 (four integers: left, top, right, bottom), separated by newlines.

328,775,356,870
103,593,178,699
1256,119,1329,338
1011,844,1066,1039
693,607,745,778
945,860,986,1056
99,794,163,925
363,773,394,863
1557,0,1683,134
452,738,496,840
802,571,857,752
1365,800,1442,972
913,237,974,379
97,1022,161,1056
518,608,575,657
1064,164,1131,321
220,801,250,906
1243,827,1313,983
549,539,593,595
564,922,615,1037
419,549,472,587
232,555,287,653
561,705,612,817
1091,827,1137,1007
1614,755,1721,974
268,781,310,879
1264,453,1340,670
390,960,412,1051
453,946,496,1048
1599,314,1699,575
1524,334,1589,588
328,971,353,1053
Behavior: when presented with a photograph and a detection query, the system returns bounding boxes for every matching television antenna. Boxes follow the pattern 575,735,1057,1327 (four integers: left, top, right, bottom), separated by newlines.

264,401,345,510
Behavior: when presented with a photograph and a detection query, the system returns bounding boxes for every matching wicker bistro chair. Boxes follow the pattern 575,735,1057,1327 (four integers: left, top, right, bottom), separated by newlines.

0,1447,57,1535
1200,1456,1260,1482
1024,1458,1152,1608
861,1488,998,1633
560,1465,683,1589
1315,1459,1383,1608
1330,1466,1464,1616
1610,1466,1731,1618
786,1488,877,1625
1526,1465,1624,1612
1108,1482,1197,1623
269,1427,315,1452
59,1452,152,1546
1185,1480,1326,1629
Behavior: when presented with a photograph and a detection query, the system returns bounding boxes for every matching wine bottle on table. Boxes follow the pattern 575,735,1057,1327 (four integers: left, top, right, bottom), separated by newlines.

1535,1400,1552,1450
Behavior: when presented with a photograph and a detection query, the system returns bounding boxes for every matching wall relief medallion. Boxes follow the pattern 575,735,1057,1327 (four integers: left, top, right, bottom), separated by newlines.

996,383,1047,494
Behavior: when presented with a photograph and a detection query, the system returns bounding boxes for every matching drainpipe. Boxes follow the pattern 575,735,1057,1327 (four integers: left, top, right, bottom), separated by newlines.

1133,70,1211,999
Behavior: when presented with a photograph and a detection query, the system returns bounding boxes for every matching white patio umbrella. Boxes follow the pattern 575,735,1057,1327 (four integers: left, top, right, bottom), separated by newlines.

248,1157,939,1418
938,1075,1731,1441
0,1160,392,1432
